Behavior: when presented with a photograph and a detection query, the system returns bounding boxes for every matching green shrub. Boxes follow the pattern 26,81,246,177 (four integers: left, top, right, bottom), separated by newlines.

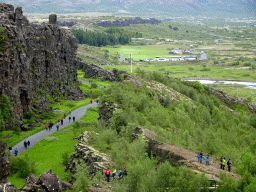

10,155,37,178
16,43,23,52
91,82,98,89
62,151,70,166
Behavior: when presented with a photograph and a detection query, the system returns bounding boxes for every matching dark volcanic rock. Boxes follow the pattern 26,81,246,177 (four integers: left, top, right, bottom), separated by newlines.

49,14,57,24
0,3,83,129
0,141,10,183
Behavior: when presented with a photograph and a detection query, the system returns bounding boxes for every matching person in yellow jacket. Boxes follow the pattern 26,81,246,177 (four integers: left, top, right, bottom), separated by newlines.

222,157,226,170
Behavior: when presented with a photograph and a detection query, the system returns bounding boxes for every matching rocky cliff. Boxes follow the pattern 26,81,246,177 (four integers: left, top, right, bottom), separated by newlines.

0,3,84,129
0,141,10,183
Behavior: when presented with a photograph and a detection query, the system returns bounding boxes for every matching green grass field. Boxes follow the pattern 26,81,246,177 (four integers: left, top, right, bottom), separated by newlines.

8,110,99,189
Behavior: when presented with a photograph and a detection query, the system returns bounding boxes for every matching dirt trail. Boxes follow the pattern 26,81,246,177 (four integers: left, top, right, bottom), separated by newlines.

141,128,240,180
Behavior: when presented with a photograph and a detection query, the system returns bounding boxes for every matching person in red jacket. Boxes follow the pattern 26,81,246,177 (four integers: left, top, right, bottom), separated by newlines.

105,168,111,182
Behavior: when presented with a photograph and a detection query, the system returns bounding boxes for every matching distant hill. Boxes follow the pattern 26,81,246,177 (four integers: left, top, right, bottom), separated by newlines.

2,0,255,18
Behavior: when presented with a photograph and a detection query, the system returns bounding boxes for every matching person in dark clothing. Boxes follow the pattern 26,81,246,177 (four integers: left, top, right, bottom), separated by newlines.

200,151,203,163
227,159,232,172
61,119,63,125
27,141,30,148
118,169,123,179
14,148,18,156
73,116,75,122
56,124,59,131
50,123,53,130
124,167,128,176
220,156,223,169
69,116,71,123
64,114,66,119
24,141,28,149
105,168,111,182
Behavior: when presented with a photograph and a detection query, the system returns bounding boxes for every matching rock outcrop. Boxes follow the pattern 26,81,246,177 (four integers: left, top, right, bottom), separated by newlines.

0,141,10,183
95,17,161,27
98,102,122,127
65,131,114,183
19,170,73,192
0,3,84,129
209,88,256,114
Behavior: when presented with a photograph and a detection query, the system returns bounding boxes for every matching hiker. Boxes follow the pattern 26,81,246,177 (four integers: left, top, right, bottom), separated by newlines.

64,113,66,119
69,109,71,115
220,156,223,169
46,123,49,131
222,157,226,170
197,152,201,163
9,146,12,154
69,116,71,123
96,99,99,104
61,119,63,125
14,148,18,156
227,159,232,172
124,167,128,176
24,141,28,149
56,124,59,131
118,169,123,179
112,169,116,179
90,99,94,104
200,151,203,163
58,119,60,125
73,116,75,122
105,168,111,182
27,141,30,148
205,154,209,166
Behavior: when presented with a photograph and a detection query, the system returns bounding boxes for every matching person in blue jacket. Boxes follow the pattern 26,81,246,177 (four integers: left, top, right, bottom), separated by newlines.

205,154,209,166
197,152,201,163
118,169,123,179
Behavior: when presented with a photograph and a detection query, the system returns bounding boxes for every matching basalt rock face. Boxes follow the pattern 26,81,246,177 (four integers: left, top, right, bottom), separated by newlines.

0,4,83,127
0,141,10,183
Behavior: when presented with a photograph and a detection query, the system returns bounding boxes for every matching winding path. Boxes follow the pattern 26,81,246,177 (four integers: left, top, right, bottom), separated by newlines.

11,79,100,156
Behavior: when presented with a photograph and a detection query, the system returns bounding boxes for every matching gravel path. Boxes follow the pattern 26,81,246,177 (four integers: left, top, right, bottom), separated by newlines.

11,80,99,157
78,78,105,89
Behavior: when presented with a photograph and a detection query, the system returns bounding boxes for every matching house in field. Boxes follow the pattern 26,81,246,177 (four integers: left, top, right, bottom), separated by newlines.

200,52,207,60
169,48,183,54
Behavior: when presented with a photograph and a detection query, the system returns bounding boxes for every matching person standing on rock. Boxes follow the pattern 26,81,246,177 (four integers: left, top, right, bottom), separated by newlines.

220,156,223,169
105,168,111,182
24,140,28,149
227,159,232,172
14,148,18,156
73,116,75,122
27,140,30,148
200,151,203,163
222,157,226,170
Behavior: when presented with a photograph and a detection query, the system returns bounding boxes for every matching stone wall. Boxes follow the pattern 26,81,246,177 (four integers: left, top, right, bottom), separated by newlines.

0,3,84,128
95,17,161,27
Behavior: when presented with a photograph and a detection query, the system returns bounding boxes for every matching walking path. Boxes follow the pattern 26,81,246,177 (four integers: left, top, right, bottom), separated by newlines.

11,80,100,156
78,78,105,89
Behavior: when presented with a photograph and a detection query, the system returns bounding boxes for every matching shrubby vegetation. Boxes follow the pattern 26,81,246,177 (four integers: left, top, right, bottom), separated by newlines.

0,94,11,132
72,27,142,47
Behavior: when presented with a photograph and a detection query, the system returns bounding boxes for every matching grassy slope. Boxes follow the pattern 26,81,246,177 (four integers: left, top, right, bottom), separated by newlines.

8,110,99,189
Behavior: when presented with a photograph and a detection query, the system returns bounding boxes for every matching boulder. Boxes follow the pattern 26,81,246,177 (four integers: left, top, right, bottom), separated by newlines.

38,170,62,192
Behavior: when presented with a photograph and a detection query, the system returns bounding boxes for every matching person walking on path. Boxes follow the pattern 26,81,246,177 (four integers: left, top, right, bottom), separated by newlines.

73,116,75,122
61,119,63,125
197,152,201,163
69,110,71,115
222,157,226,170
58,119,60,125
69,116,71,123
64,114,66,119
46,123,49,131
112,169,116,179
27,141,30,148
24,141,28,149
227,159,232,172
56,124,59,131
205,154,209,166
105,168,111,182
200,151,203,163
14,148,18,156
220,156,223,169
